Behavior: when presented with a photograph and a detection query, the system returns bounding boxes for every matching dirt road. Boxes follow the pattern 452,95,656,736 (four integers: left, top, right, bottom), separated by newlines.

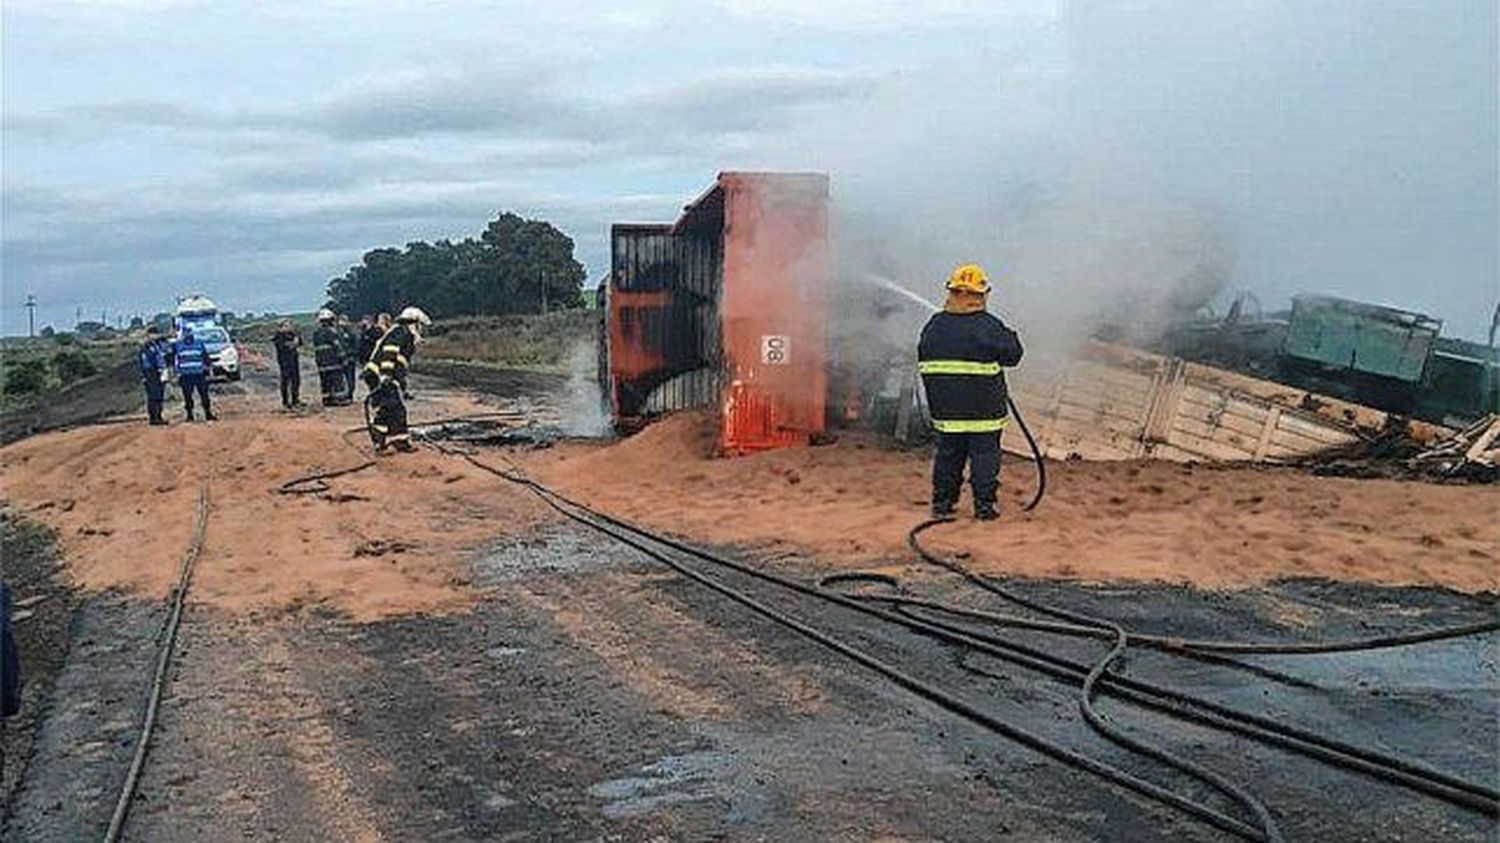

2,360,1496,841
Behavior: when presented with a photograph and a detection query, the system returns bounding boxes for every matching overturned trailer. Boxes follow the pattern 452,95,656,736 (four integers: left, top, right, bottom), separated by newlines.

601,172,829,454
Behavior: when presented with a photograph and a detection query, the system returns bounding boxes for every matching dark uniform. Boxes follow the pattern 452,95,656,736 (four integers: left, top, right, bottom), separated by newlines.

362,323,417,452
138,334,169,425
271,327,303,408
339,323,360,401
356,322,382,392
918,309,1024,518
312,322,348,406
172,332,215,421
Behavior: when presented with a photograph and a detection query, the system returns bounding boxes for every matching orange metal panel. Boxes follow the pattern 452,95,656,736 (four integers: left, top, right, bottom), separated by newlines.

717,172,829,454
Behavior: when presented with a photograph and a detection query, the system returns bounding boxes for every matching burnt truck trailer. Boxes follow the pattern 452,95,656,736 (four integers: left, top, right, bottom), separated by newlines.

601,172,829,454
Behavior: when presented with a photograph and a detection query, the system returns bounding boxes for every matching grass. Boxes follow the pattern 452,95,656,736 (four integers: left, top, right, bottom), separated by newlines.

0,336,136,414
420,310,598,371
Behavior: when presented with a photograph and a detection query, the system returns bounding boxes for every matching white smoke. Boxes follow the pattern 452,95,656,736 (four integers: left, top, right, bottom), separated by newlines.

756,0,1497,345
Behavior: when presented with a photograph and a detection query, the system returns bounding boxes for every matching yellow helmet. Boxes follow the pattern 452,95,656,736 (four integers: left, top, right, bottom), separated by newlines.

946,263,990,294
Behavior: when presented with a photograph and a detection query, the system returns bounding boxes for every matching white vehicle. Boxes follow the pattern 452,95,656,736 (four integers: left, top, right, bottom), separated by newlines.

174,294,240,381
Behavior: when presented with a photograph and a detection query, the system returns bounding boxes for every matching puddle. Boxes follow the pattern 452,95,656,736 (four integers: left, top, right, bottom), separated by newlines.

471,527,634,584
588,750,732,819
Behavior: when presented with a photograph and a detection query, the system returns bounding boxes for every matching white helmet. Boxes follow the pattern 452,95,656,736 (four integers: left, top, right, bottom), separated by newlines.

397,306,432,326
317,308,335,322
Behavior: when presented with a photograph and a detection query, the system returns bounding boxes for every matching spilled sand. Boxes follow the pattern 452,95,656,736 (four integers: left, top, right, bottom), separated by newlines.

525,411,1499,594
0,388,550,621
3,390,1494,624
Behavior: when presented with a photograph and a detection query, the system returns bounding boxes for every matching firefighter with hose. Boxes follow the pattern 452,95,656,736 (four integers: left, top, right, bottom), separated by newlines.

363,306,430,454
917,264,1024,520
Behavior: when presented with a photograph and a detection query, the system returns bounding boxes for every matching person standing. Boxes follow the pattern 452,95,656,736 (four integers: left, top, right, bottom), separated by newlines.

917,264,1023,521
355,315,380,394
363,306,429,453
138,325,169,426
172,325,216,422
312,309,349,406
271,319,303,409
337,314,359,401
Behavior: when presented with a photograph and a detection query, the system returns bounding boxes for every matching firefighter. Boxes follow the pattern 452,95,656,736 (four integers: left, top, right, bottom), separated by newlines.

917,263,1024,520
363,306,430,453
312,308,349,406
138,325,169,425
172,325,216,422
271,319,303,408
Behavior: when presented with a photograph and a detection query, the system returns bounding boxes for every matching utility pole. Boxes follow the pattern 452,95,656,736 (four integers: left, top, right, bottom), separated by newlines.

540,268,548,314
75,306,83,328
25,294,36,337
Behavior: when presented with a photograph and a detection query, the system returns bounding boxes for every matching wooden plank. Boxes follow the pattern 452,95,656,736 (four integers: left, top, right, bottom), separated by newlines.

1173,399,1269,438
1173,415,1260,450
1278,412,1361,443
1253,406,1282,459
1163,428,1259,461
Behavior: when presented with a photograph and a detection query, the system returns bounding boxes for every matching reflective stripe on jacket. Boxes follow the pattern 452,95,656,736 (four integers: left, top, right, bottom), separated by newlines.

363,324,416,383
173,338,209,376
916,310,1023,433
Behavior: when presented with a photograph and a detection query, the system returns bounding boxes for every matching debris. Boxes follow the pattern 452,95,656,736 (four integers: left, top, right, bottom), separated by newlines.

1408,414,1500,480
354,539,417,558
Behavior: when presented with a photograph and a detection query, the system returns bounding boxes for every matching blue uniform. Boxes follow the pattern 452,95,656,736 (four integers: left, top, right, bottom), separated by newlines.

173,334,214,420
139,338,168,424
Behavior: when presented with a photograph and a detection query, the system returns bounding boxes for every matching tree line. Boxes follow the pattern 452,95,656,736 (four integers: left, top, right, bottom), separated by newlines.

324,211,589,318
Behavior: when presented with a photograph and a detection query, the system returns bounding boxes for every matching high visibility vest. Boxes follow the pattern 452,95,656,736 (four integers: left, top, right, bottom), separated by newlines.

916,310,1024,433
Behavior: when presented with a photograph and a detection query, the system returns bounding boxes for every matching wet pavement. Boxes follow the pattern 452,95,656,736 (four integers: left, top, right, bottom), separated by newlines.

5,514,1495,841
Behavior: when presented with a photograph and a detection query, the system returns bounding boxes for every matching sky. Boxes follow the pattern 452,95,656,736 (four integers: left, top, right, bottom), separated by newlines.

2,0,1496,340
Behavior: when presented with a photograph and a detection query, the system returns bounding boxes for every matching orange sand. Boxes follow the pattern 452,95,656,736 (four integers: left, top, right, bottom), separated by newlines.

526,411,1500,593
0,390,550,620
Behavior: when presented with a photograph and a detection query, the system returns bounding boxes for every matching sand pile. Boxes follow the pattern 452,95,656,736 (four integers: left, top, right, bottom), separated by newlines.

528,411,1500,593
0,393,551,620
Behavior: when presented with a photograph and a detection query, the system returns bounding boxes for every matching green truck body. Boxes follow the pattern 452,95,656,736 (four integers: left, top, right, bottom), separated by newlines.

1283,295,1442,383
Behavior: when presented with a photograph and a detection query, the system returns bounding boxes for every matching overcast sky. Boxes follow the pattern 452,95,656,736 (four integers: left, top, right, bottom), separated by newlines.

3,1,1496,339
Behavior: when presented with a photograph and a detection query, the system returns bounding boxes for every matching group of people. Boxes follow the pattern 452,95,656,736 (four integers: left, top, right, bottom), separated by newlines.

269,306,431,454
272,310,389,409
136,324,218,424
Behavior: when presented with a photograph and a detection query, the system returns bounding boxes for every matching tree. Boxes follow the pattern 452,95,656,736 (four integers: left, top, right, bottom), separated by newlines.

324,212,587,318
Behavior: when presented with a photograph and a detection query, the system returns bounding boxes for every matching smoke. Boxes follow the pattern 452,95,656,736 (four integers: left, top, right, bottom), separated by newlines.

763,1,1497,349
561,337,608,437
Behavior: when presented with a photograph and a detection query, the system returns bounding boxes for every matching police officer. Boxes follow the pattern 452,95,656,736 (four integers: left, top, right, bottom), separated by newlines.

172,325,216,422
271,319,303,408
917,264,1024,520
138,325,169,425
363,306,430,454
312,309,349,406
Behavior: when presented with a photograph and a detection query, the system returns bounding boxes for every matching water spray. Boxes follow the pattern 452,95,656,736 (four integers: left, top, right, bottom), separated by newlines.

856,273,1047,512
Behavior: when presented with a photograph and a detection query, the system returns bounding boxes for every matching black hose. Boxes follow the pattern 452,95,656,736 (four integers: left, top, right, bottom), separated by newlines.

418,436,1499,819
843,592,1500,657
423,443,1279,840
275,461,377,495
816,571,904,592
498,453,1500,815
1006,395,1046,512
470,458,1269,840
905,520,1500,813
104,483,210,843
